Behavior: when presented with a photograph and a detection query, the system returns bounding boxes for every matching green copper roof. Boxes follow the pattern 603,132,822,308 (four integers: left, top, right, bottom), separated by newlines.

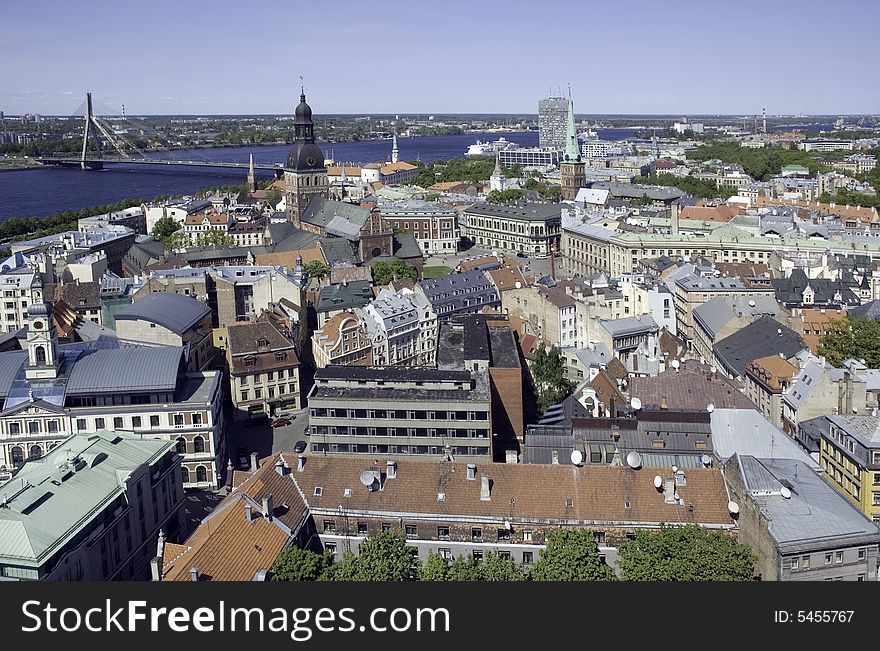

564,98,580,162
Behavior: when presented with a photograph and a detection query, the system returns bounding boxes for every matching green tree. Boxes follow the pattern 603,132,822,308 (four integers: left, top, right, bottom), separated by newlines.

530,529,615,581
480,551,526,581
616,524,756,581
530,343,575,415
818,316,880,368
270,547,335,581
322,552,358,581
446,555,483,581
304,260,330,281
420,552,450,581
486,188,523,204
195,227,235,247
345,530,421,581
372,259,419,285
165,231,193,250
150,215,182,243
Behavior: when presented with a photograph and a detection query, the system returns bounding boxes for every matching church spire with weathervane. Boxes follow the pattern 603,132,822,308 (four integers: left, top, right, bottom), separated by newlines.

25,279,59,380
559,86,586,201
284,79,328,227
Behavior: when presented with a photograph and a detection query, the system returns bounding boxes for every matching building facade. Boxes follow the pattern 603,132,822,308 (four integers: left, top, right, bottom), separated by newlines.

284,91,329,226
462,203,562,255
308,366,492,459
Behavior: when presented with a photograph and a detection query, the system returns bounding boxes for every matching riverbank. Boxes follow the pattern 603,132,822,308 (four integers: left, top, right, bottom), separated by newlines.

0,159,42,172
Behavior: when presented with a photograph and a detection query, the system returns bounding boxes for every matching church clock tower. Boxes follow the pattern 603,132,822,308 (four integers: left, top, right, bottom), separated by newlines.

25,281,60,381
284,88,328,227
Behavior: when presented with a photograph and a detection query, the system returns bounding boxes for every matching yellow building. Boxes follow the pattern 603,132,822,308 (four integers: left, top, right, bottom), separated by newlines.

821,415,880,524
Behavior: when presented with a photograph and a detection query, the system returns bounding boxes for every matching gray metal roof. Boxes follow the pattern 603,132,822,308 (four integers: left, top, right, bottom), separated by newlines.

693,296,785,340
464,202,562,222
737,455,880,552
0,431,172,566
713,316,805,378
600,315,658,337
710,409,819,467
66,345,184,395
316,280,374,313
115,292,210,335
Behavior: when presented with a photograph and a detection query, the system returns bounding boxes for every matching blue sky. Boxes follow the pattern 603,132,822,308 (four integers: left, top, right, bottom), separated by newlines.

1,0,878,115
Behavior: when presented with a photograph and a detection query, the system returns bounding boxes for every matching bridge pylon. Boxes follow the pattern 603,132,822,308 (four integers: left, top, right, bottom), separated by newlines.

80,92,103,170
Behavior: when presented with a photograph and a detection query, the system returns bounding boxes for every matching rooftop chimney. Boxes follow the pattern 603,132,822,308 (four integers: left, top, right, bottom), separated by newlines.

150,556,162,581
297,455,306,472
250,452,259,472
467,464,477,480
275,458,288,476
262,495,274,522
480,474,491,501
660,396,669,410
190,567,199,582
386,460,397,479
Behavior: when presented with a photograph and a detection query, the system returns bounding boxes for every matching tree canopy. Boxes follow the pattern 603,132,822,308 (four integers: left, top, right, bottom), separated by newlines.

530,344,575,415
530,529,615,581
270,547,334,581
687,142,830,180
633,174,736,200
304,260,330,281
194,227,234,247
372,259,419,285
486,189,523,204
150,215,182,246
818,316,880,368
616,524,756,581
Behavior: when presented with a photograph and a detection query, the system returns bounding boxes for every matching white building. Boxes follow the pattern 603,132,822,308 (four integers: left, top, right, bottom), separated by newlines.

357,288,438,366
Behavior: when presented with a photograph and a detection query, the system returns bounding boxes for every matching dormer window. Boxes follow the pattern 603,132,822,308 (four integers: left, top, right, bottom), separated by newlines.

244,356,256,368
257,337,269,348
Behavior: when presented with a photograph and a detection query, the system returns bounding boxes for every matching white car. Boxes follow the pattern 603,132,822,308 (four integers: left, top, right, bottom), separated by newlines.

535,253,548,259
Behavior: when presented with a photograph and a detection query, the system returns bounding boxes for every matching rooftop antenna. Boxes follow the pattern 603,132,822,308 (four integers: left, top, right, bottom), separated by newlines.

299,75,304,96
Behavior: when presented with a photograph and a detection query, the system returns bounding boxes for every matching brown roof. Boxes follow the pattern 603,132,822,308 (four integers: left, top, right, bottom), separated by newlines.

658,328,683,361
329,265,372,285
605,357,629,381
589,370,625,414
316,310,362,347
144,254,189,272
292,454,734,527
714,261,771,279
459,255,500,272
185,212,229,226
227,321,299,374
488,263,526,292
754,196,879,222
797,307,845,353
327,165,363,177
162,452,309,581
380,162,418,175
45,280,101,311
745,354,797,391
255,247,326,269
679,204,741,223
628,360,756,410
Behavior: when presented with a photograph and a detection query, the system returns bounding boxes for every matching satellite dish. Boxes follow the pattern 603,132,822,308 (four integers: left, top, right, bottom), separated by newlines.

670,359,680,371
780,487,792,499
728,500,740,515
630,397,642,410
653,475,663,489
626,451,642,469
701,454,712,467
359,470,376,487
707,403,715,413
748,300,756,307
671,465,678,473
570,449,584,465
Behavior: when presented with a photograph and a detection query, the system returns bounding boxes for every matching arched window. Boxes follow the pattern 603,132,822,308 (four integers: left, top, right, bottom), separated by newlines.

11,446,24,463
181,467,190,485
196,466,207,483
29,445,42,460
193,436,205,453
34,346,46,365
175,438,187,454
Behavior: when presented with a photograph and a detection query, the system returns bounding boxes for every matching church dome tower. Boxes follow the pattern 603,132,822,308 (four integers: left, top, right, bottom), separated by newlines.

25,281,60,380
284,88,328,227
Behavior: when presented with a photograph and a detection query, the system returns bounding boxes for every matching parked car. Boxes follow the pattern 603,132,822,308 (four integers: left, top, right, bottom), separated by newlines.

535,253,548,259
271,417,292,428
516,252,528,258
293,440,307,454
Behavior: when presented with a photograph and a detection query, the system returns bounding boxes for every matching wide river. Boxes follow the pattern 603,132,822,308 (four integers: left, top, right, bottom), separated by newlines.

0,128,636,220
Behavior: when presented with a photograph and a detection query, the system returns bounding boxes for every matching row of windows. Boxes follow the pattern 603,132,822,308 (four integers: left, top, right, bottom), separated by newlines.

7,420,61,436
789,548,866,571
75,412,205,431
310,443,490,456
310,408,488,421
311,425,489,438
7,441,58,463
239,385,297,402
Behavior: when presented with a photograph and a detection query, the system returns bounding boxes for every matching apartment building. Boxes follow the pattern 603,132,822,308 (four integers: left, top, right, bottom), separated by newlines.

378,202,459,256
307,366,492,459
311,311,373,369
821,415,880,524
227,321,301,421
357,288,438,366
